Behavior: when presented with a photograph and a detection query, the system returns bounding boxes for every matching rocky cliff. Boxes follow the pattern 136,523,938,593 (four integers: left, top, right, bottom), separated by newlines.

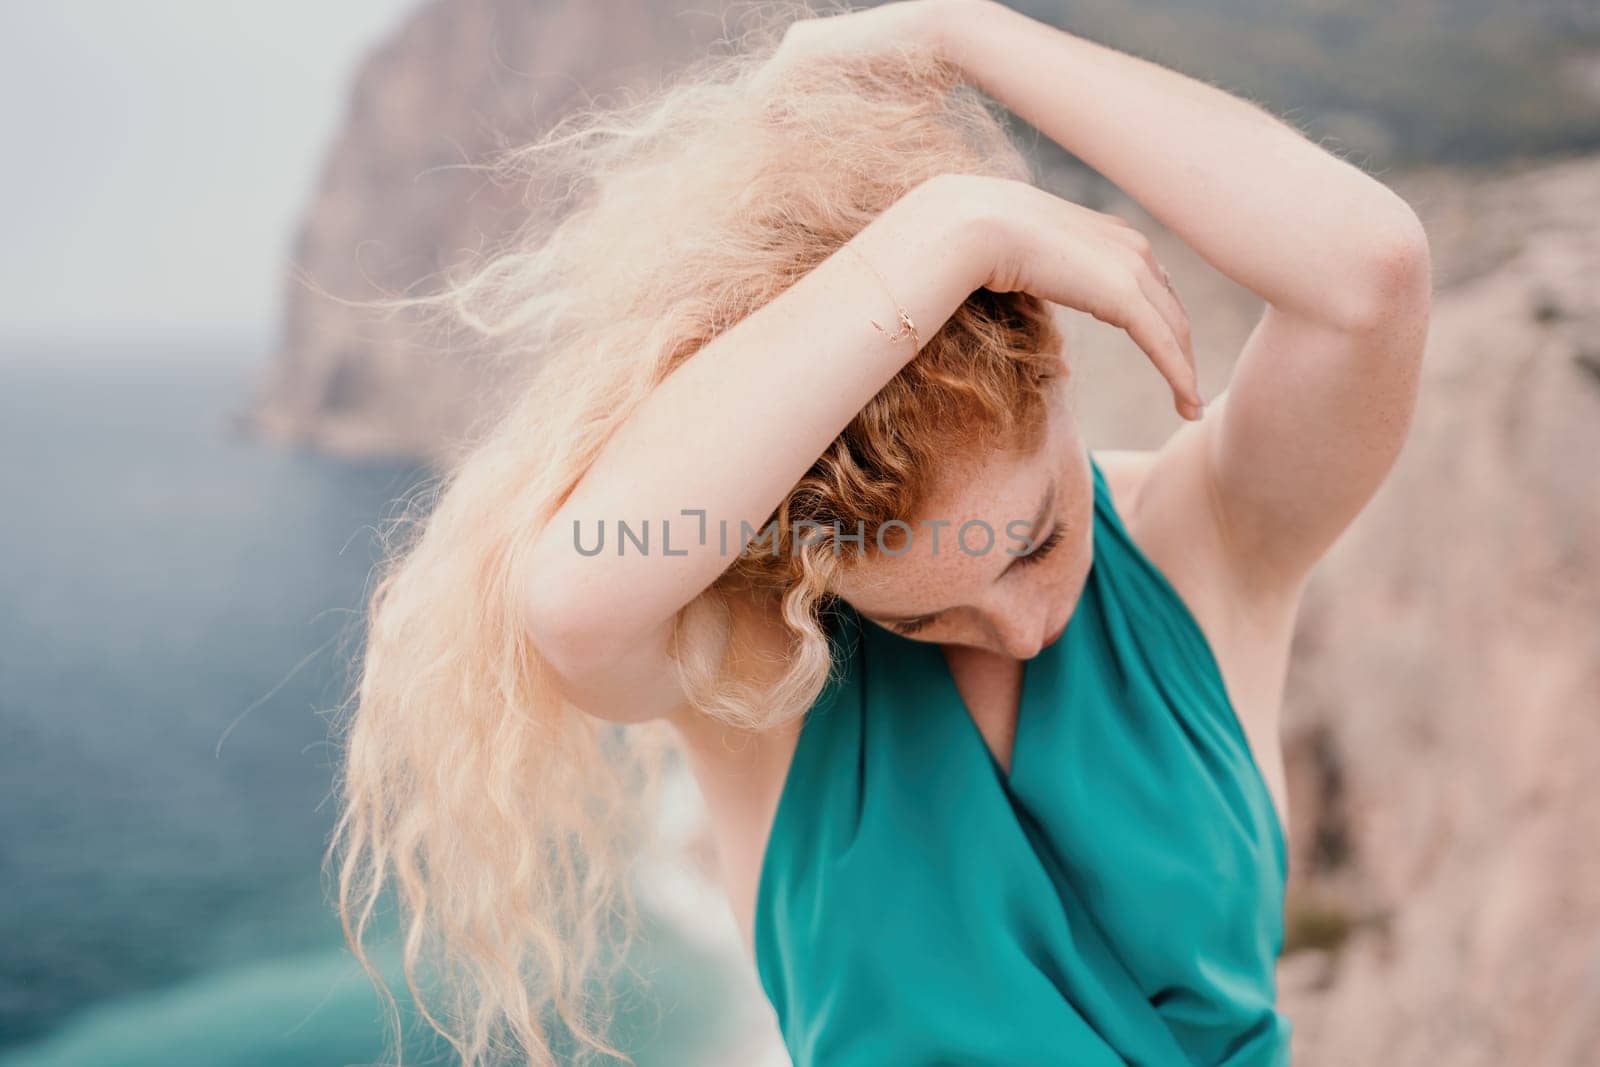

249,0,739,457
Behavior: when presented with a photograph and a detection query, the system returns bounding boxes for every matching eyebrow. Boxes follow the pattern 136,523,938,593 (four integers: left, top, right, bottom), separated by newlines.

873,477,1058,626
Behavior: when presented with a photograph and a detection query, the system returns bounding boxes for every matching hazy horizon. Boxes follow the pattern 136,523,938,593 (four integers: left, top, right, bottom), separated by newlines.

0,2,416,344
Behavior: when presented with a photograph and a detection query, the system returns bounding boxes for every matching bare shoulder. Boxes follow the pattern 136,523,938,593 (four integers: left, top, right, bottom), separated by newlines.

1090,417,1307,634
1087,446,1160,510
1089,437,1228,617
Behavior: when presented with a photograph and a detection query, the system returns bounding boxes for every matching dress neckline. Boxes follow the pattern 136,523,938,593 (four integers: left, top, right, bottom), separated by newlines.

867,450,1108,794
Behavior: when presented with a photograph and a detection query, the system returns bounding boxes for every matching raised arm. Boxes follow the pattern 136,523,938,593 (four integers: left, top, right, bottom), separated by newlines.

519,180,976,721
934,0,1432,594
522,165,1206,722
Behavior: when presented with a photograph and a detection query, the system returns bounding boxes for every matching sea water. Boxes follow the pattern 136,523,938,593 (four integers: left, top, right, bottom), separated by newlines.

0,336,743,1066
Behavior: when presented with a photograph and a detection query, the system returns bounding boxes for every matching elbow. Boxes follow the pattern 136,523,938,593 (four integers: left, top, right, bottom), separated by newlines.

517,562,685,724
517,557,668,688
521,607,623,691
517,561,614,679
1333,198,1434,334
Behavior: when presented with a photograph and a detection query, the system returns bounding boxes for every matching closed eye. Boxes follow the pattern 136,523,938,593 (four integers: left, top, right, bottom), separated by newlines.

891,614,939,636
885,520,1066,636
1011,521,1067,569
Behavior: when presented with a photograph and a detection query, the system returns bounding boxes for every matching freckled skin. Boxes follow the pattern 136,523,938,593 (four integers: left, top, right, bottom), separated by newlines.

834,387,1095,661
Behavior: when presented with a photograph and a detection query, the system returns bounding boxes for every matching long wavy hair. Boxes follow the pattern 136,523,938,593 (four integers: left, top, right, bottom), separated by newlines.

327,3,1066,1063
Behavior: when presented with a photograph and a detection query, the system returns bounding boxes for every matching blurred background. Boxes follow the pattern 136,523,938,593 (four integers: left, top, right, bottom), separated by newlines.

1,2,1596,1064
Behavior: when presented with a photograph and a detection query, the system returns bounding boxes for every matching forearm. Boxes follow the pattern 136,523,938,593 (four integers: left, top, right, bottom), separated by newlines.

939,0,1425,330
523,180,983,659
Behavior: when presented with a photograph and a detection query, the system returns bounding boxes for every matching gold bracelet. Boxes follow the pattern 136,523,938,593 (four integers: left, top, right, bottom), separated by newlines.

842,241,921,352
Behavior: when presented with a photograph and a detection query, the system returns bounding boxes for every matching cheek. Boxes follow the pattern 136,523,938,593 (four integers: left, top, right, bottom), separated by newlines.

1036,528,1094,605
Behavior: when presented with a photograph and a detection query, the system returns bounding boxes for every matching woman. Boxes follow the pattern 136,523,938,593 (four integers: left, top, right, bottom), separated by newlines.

331,1,1432,1064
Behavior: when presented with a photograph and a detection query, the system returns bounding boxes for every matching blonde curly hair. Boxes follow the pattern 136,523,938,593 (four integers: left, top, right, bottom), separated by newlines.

328,3,1066,1063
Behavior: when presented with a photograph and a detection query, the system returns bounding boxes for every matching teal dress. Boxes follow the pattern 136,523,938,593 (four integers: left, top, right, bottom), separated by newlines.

754,450,1291,1065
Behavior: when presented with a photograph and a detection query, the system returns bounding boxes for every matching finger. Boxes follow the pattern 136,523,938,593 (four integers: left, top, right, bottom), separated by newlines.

1127,272,1201,410
1133,259,1197,383
1098,224,1198,366
1091,210,1142,237
1094,268,1203,414
1160,272,1206,416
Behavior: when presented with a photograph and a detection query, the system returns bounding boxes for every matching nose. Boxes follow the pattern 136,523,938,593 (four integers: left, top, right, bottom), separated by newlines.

984,596,1051,660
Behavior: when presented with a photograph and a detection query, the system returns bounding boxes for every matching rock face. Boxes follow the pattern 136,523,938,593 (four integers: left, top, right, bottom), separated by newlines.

1272,157,1600,1067
250,0,738,458
257,0,1600,1061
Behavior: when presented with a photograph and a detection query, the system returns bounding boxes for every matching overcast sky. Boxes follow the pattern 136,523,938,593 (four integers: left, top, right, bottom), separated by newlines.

0,1,417,343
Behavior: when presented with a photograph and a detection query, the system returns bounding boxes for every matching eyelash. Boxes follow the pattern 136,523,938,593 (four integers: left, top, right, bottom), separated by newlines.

891,522,1068,636
1013,521,1067,568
